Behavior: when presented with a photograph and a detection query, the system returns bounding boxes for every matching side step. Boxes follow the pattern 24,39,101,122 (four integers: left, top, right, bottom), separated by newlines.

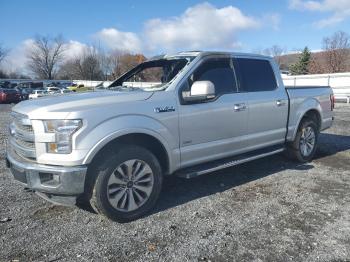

175,146,285,179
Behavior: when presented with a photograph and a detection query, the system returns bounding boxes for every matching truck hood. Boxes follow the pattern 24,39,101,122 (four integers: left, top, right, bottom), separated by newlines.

13,91,153,119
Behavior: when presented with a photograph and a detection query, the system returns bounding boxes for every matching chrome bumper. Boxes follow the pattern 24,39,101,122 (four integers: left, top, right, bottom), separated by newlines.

6,149,87,198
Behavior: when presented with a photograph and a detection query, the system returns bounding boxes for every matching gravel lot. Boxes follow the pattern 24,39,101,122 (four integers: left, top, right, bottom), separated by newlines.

1,103,350,262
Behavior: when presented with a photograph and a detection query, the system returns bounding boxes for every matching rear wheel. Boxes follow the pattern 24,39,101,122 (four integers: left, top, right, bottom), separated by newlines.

286,118,319,163
88,145,163,222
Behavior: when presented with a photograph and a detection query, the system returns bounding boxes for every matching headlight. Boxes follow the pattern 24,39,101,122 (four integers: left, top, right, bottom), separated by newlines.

43,119,82,154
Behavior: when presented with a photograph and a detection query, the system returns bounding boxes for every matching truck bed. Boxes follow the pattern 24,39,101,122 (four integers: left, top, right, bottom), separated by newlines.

285,85,333,141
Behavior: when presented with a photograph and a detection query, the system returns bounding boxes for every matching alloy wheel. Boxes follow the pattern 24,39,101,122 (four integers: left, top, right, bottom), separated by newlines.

106,159,154,212
299,126,316,157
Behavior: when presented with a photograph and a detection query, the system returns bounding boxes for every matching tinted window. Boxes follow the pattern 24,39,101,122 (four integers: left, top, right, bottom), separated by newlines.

189,58,237,96
236,58,277,92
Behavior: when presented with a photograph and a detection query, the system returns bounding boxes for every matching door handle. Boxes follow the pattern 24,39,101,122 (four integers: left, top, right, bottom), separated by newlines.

234,103,247,112
276,100,286,107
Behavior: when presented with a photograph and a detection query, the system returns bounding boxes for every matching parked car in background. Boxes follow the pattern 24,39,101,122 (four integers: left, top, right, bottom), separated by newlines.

14,88,29,101
0,88,22,103
57,82,73,89
29,90,48,99
46,87,61,94
68,83,87,92
46,82,60,87
16,82,44,89
14,84,45,99
0,81,18,89
46,82,68,89
59,89,73,94
0,81,12,89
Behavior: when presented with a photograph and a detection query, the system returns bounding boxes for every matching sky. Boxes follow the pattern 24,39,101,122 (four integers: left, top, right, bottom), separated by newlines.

1,0,350,73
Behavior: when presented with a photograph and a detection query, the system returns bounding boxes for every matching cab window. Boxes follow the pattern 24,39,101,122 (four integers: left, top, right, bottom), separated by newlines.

236,58,277,92
185,58,237,97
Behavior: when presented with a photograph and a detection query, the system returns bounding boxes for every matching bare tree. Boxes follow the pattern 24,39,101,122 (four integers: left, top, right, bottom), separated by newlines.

58,45,103,80
57,59,79,80
271,45,286,67
98,49,121,81
95,50,142,81
322,31,350,73
0,43,9,64
59,48,147,81
308,55,324,74
108,50,123,80
80,47,103,80
27,35,66,79
262,45,286,67
263,45,285,57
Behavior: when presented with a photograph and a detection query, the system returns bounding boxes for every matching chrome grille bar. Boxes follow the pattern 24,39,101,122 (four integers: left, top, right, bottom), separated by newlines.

9,111,36,161
9,138,36,158
10,123,35,141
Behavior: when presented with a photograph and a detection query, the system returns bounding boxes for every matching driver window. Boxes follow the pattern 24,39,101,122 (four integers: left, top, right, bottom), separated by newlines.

187,58,237,96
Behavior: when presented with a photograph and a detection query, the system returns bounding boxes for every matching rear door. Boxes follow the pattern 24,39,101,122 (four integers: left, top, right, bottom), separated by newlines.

235,57,289,150
178,56,249,167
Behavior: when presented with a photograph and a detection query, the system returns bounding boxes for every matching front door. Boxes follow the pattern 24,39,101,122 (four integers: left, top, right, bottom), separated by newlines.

178,57,249,168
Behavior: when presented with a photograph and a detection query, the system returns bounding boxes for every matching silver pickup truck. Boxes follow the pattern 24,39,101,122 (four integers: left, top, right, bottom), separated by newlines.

6,51,334,222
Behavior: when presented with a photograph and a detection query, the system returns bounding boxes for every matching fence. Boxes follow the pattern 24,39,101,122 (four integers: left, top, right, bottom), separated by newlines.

282,72,350,103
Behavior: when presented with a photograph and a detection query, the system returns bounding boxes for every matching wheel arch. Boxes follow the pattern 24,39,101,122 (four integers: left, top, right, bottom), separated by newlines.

302,109,321,130
84,131,171,175
292,106,322,141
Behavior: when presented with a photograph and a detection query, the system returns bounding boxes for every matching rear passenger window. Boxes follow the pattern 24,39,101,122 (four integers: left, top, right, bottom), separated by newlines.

189,58,237,96
236,58,277,92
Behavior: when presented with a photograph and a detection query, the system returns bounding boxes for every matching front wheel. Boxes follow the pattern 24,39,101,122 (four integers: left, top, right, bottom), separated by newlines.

286,118,319,163
88,145,163,222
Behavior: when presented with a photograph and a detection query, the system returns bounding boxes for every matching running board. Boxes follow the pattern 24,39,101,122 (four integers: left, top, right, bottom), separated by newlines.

175,147,285,179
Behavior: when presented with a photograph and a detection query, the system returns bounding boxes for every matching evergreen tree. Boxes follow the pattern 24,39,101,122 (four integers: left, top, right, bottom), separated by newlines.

290,47,311,75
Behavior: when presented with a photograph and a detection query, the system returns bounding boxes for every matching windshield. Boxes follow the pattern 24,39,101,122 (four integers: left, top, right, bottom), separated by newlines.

109,57,194,91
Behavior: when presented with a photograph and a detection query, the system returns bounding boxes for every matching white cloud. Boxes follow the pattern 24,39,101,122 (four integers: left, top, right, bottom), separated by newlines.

63,40,88,60
93,3,277,53
289,0,350,27
144,2,260,52
94,28,142,53
3,39,34,74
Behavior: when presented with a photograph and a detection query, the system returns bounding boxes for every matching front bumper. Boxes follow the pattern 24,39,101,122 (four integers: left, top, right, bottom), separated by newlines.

6,149,87,205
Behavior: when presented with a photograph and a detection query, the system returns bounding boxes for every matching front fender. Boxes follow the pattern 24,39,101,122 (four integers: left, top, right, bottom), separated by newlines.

78,115,179,173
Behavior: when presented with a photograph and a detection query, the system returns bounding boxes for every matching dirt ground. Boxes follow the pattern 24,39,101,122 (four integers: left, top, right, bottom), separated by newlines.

0,103,350,262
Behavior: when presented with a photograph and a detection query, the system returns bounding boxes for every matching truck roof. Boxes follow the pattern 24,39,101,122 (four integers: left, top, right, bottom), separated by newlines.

150,51,271,61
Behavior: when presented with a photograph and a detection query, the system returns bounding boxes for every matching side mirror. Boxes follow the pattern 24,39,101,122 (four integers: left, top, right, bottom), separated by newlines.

183,81,215,102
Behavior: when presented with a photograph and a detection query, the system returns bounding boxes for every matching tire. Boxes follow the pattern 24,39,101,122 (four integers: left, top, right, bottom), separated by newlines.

286,118,319,163
88,145,163,222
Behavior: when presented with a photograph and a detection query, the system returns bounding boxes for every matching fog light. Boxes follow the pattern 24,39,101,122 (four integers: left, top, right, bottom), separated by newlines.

39,172,60,186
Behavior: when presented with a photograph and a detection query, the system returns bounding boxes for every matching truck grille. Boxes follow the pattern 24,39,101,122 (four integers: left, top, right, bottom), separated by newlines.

9,112,36,161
